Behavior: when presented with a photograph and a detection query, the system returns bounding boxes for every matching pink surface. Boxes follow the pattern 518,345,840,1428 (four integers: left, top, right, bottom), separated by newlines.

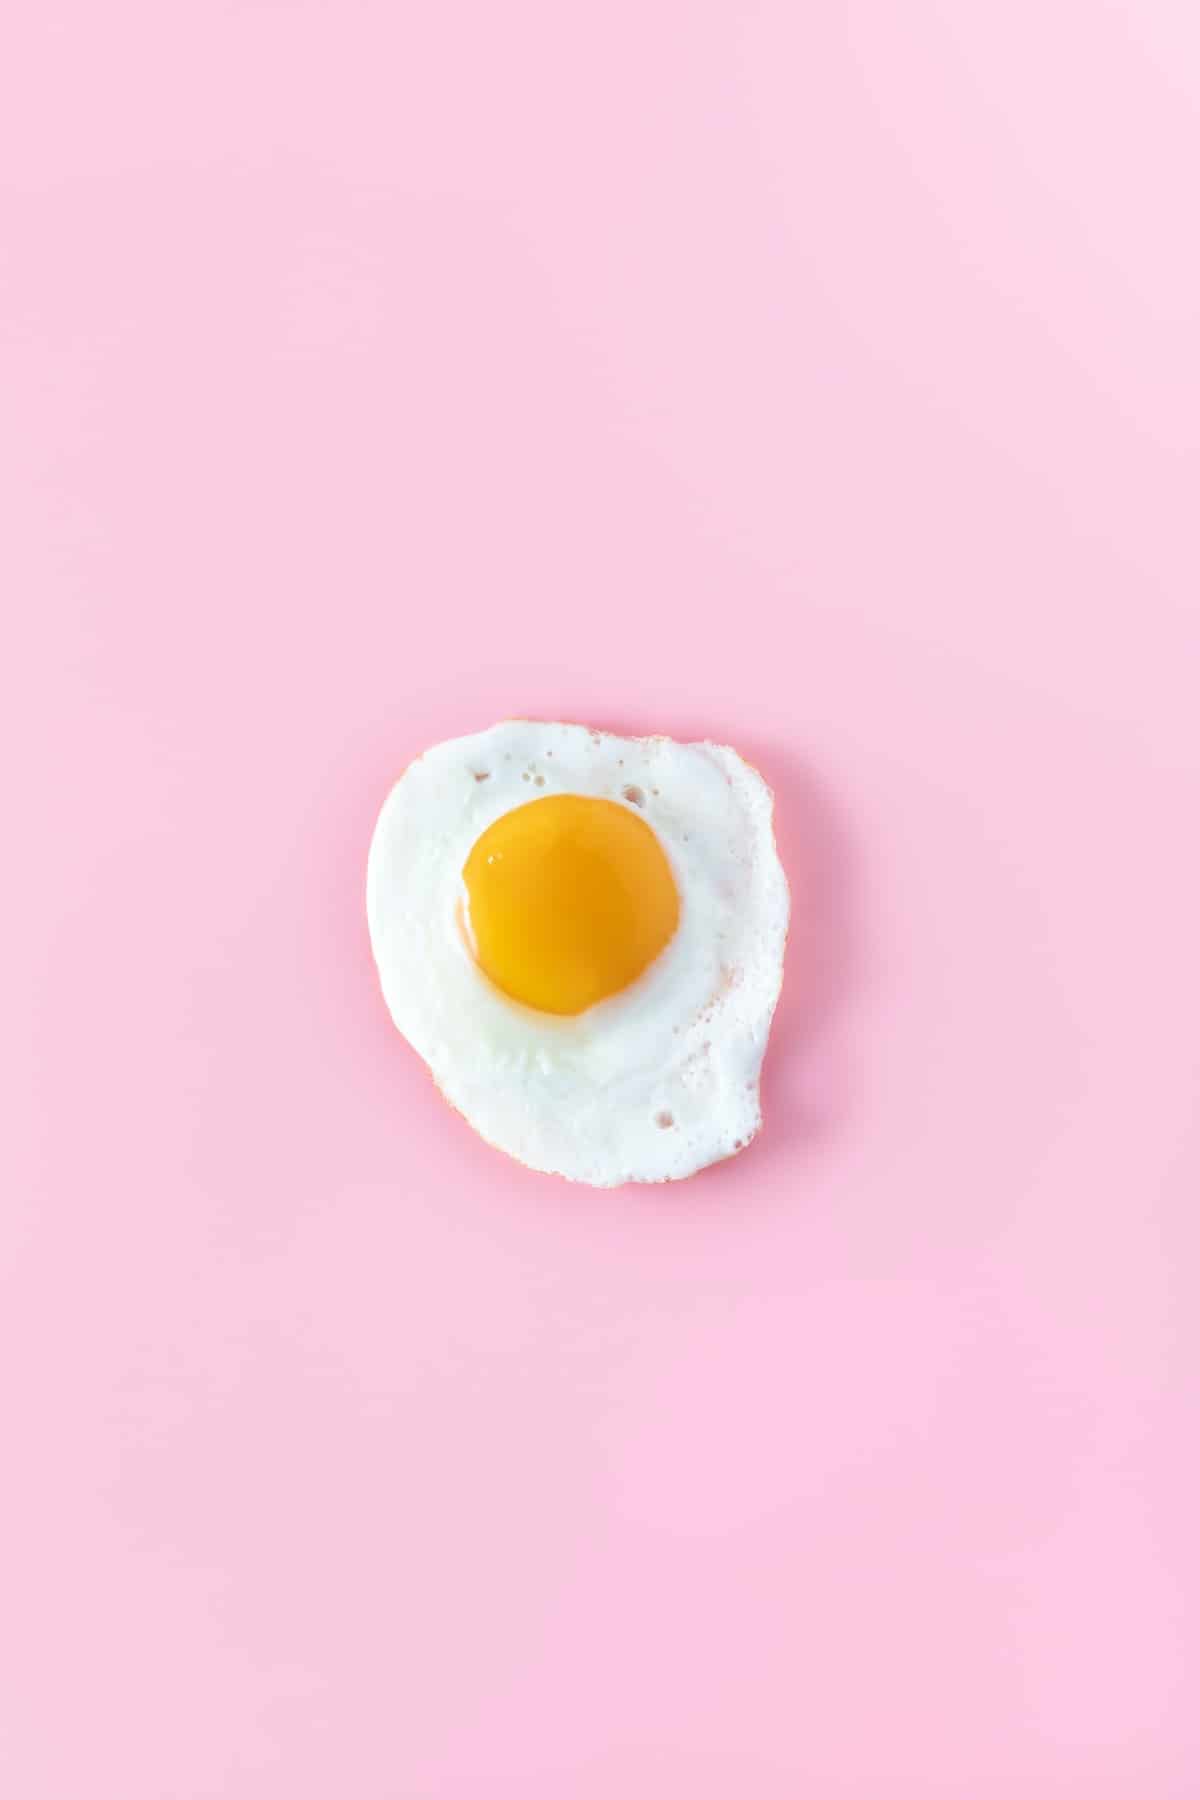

4,3,1199,1795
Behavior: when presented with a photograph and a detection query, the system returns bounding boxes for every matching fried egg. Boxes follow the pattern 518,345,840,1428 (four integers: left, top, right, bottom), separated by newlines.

366,721,789,1185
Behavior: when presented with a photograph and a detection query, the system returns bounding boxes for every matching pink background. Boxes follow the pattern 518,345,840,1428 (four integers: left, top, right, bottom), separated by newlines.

4,3,1199,1795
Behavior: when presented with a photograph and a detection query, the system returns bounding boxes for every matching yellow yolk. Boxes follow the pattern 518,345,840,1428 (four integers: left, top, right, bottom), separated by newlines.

461,794,680,1016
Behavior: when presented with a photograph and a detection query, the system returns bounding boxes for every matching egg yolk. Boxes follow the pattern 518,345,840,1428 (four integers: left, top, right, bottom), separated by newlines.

461,794,680,1016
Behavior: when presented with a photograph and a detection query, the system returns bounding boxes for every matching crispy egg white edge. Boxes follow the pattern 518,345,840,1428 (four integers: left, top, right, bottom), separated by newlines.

366,721,790,1186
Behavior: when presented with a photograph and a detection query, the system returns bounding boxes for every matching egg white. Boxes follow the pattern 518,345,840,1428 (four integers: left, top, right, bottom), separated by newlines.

366,721,789,1185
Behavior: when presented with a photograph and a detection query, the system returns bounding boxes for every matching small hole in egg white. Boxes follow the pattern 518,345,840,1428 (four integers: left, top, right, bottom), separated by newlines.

655,1110,675,1129
472,770,490,782
534,775,545,786
622,784,645,807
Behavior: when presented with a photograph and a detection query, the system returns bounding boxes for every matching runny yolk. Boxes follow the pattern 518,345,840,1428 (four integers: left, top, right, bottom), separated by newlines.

461,794,680,1016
